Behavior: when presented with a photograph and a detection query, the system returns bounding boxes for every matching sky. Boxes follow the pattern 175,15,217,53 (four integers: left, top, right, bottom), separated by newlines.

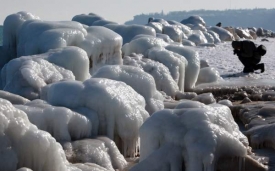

0,0,275,25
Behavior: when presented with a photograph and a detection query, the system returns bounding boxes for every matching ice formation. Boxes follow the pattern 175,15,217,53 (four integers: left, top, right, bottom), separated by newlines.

77,26,123,74
0,90,30,104
182,39,196,46
207,30,221,44
2,12,122,75
41,78,149,156
63,137,127,170
123,55,179,97
145,47,187,91
92,65,164,114
15,99,93,142
196,67,222,85
156,33,174,43
192,92,216,104
122,36,168,56
188,31,207,45
104,24,156,44
1,56,75,100
17,20,87,57
0,98,78,171
181,15,206,26
165,44,200,91
162,25,183,42
208,26,234,41
146,22,163,33
2,12,40,56
133,103,248,171
72,13,104,26
38,47,90,81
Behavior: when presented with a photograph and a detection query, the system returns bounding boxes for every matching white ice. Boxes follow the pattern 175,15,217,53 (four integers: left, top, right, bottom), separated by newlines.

63,137,127,170
134,103,248,171
123,55,179,97
41,78,149,157
1,56,75,100
0,98,78,171
78,26,123,74
15,99,93,142
92,65,164,114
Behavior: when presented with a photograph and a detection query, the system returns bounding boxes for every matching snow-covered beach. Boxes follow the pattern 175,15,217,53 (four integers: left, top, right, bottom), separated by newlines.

0,11,275,171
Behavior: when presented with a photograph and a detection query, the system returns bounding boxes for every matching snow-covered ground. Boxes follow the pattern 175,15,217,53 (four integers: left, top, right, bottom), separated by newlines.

195,38,275,79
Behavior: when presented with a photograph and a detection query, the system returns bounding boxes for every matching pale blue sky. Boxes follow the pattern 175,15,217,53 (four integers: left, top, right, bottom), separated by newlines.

1,0,274,24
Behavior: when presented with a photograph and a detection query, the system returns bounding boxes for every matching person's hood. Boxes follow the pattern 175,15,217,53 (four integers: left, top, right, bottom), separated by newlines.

232,41,241,49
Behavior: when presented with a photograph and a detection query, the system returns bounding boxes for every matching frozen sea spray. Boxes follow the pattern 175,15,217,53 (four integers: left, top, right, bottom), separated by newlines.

93,65,164,114
41,78,149,157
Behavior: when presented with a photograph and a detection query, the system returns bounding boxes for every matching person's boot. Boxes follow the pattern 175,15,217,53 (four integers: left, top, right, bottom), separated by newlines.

254,63,265,73
259,63,265,73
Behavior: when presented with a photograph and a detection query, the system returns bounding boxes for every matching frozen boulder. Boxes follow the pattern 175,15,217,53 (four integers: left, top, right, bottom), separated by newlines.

146,22,163,33
192,92,216,104
1,56,75,100
63,137,127,170
72,13,104,26
41,78,149,157
180,15,206,26
162,25,183,42
0,98,75,171
123,55,179,98
122,36,168,56
196,67,222,85
209,26,234,41
165,44,200,91
133,103,248,171
15,99,94,141
93,65,164,114
146,47,187,91
104,24,156,44
77,26,123,74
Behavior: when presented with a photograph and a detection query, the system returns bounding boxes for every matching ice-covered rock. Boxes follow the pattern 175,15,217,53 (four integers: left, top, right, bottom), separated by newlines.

122,36,168,56
1,56,75,100
72,13,104,26
192,92,216,104
182,39,196,46
207,30,221,44
77,26,123,74
162,25,183,42
188,30,208,45
92,65,164,114
123,55,179,97
209,26,234,41
17,20,87,57
41,78,149,157
133,103,248,171
181,15,206,26
165,44,200,91
156,33,174,43
146,22,163,33
0,98,76,171
0,90,30,104
146,47,187,91
196,67,222,85
104,24,156,44
15,99,93,141
63,137,127,170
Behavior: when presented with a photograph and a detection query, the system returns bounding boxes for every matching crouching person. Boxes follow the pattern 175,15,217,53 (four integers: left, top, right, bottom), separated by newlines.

232,40,266,73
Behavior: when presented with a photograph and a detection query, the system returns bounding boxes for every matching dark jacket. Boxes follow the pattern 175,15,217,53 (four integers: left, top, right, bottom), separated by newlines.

233,40,261,59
